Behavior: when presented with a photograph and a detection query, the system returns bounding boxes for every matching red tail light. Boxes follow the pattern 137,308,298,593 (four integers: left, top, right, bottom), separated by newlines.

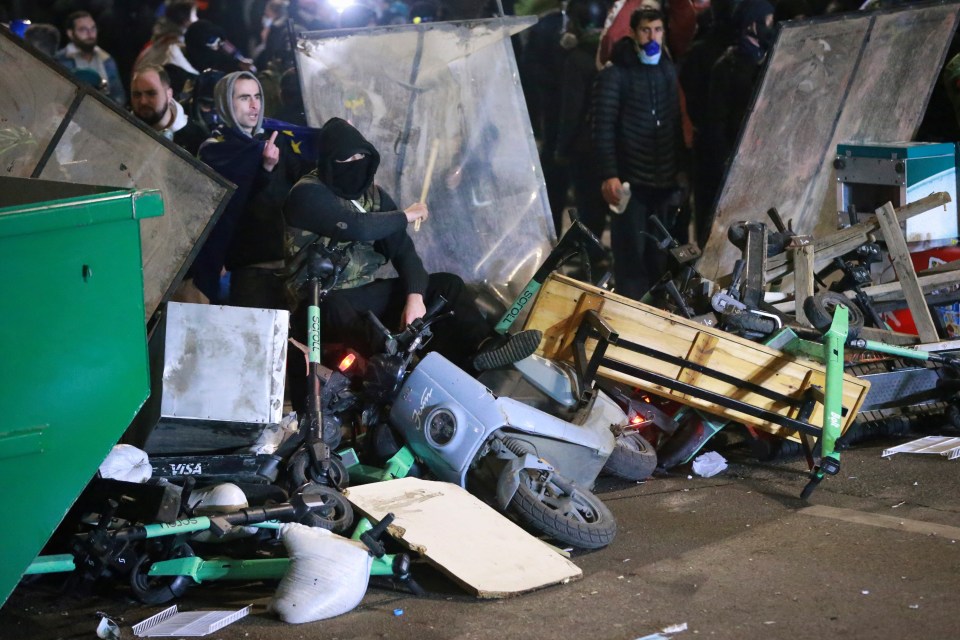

338,352,357,372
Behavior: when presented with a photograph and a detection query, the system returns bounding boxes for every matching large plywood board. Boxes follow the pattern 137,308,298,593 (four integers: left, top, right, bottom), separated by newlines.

345,478,582,598
699,4,960,281
523,274,870,440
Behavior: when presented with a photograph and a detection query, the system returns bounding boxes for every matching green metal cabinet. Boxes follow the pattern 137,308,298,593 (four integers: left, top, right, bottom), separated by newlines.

0,177,163,606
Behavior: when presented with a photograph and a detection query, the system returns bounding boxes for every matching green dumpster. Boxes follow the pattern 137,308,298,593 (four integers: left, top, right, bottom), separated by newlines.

0,177,163,606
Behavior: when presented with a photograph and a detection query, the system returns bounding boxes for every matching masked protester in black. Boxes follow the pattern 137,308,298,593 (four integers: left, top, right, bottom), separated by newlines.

701,0,775,244
706,0,775,166
283,118,541,395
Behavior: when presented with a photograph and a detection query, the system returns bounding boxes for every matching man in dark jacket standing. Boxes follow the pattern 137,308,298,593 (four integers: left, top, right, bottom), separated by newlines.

284,118,541,373
593,8,686,301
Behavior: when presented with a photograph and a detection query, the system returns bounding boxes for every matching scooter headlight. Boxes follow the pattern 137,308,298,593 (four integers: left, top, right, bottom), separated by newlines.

426,409,457,447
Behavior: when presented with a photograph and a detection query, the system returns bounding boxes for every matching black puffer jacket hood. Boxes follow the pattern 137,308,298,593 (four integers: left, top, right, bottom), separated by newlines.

316,117,381,200
609,35,641,68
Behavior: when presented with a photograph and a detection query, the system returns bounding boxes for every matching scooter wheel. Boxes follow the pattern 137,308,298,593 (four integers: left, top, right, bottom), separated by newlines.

288,449,350,490
508,469,616,550
298,483,354,534
603,431,657,481
129,542,194,605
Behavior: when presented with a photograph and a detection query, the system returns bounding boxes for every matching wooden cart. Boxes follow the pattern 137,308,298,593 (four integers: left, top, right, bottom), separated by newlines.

522,274,870,440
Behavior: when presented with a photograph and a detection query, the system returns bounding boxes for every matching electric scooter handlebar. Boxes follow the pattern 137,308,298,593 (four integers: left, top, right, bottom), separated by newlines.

364,296,452,357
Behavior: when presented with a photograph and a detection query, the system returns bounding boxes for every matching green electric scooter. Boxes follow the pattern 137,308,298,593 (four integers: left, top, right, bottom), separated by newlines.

145,512,423,596
770,292,960,498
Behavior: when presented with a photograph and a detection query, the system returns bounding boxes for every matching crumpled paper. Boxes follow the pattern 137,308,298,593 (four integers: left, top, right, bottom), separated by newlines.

692,451,728,478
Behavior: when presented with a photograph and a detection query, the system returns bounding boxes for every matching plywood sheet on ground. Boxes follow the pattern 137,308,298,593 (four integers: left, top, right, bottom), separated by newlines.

523,274,870,440
699,4,960,282
345,478,582,598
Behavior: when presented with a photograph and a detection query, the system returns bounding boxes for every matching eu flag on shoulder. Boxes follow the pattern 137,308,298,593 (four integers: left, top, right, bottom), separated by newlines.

263,118,321,166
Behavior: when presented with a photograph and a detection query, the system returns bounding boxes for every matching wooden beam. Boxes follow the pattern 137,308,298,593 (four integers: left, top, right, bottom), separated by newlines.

874,201,939,343
858,326,921,345
918,258,960,276
678,332,719,401
773,269,960,312
793,243,815,327
765,192,952,283
766,225,867,283
868,270,960,303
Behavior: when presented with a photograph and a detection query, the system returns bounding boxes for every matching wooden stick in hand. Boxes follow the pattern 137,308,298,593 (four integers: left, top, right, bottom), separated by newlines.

414,138,440,233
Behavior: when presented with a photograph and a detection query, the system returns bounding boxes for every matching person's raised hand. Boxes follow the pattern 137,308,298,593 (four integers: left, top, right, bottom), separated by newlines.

404,202,429,224
262,131,280,172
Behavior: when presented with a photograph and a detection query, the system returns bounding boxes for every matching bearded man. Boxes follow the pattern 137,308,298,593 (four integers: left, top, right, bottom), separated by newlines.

130,65,206,155
56,11,125,104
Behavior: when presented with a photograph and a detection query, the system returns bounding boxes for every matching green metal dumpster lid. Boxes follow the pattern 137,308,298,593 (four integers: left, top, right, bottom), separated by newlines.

0,179,163,239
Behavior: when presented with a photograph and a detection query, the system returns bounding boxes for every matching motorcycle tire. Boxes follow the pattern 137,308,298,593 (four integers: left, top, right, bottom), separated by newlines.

129,542,194,605
298,483,354,534
603,432,657,481
803,292,864,338
288,449,349,491
508,469,616,550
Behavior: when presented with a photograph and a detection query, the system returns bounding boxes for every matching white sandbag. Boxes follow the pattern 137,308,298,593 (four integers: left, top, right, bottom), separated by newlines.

98,444,152,483
271,522,373,624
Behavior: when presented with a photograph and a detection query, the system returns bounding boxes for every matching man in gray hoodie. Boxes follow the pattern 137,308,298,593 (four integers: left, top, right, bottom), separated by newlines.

195,70,309,306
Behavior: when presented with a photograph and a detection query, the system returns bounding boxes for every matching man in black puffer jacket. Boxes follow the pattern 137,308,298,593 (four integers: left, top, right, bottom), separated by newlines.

593,7,686,301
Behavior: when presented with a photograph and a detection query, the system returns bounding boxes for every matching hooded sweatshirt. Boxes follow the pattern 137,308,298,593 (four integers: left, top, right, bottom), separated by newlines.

193,74,308,301
213,70,264,136
284,117,428,295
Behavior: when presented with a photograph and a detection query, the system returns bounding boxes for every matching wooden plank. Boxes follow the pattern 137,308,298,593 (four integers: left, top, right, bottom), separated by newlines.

678,332,720,400
918,258,960,276
774,268,960,313
547,292,605,361
918,339,960,352
855,326,920,346
767,224,865,281
793,243,815,326
524,274,871,439
345,478,582,598
885,191,954,223
869,270,960,303
874,202,939,343
766,192,951,283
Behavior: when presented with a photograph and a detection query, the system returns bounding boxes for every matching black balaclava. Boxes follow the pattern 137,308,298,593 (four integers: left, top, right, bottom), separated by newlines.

316,117,381,200
734,0,775,62
185,19,237,73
